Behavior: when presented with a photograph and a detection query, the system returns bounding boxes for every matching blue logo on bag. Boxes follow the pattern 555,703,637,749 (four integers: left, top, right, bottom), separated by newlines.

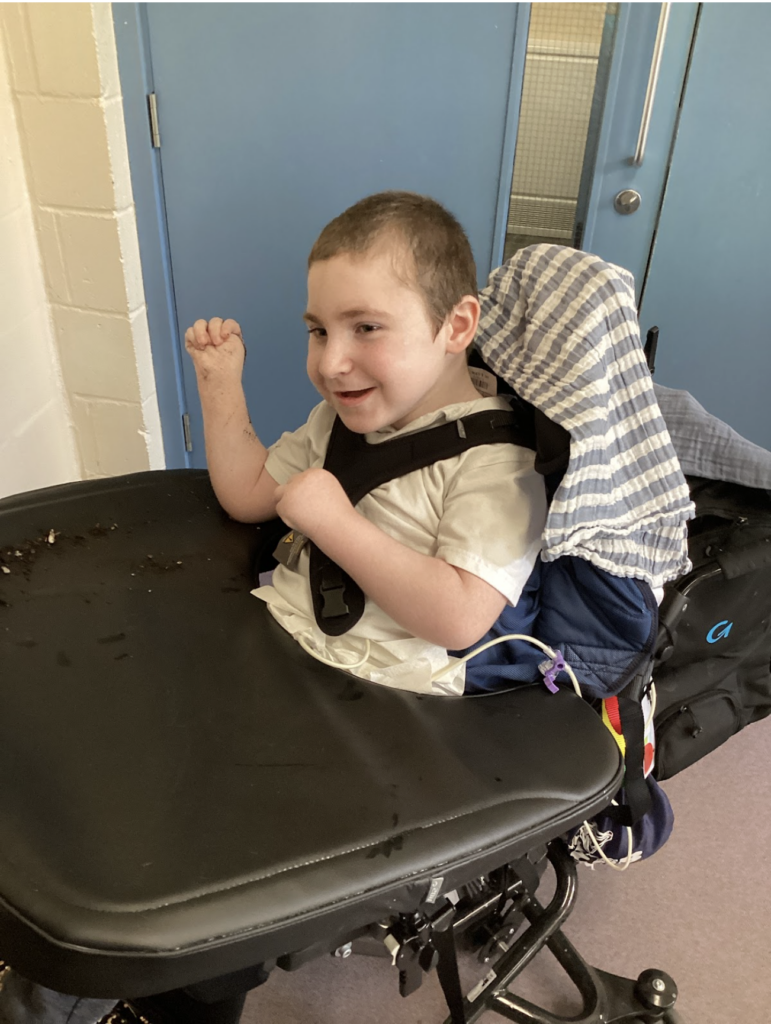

707,620,733,644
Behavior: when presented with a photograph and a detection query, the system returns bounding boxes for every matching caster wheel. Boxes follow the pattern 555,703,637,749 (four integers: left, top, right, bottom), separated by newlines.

635,969,678,1014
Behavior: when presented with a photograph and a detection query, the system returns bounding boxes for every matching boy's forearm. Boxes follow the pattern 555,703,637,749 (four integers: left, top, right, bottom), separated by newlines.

312,509,502,650
198,377,271,521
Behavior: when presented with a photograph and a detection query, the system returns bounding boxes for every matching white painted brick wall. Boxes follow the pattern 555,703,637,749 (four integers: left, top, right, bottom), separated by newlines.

1,2,164,492
0,26,79,500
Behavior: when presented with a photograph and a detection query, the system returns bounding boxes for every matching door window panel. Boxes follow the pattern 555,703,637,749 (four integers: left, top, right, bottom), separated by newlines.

504,3,618,260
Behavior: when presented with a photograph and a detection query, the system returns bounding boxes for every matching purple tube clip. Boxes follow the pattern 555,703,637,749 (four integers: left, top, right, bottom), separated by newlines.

539,651,565,694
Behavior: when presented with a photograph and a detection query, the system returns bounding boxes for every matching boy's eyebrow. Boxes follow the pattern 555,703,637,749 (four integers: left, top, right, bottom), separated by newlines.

303,308,390,323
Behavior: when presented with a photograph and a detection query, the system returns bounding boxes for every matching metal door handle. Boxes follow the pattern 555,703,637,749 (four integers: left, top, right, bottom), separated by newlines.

631,3,671,166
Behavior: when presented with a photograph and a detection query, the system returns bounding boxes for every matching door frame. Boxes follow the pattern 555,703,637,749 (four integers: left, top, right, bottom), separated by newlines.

113,3,191,469
490,4,532,271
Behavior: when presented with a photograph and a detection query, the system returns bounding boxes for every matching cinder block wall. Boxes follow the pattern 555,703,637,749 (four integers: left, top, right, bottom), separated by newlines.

0,2,164,493
0,31,79,499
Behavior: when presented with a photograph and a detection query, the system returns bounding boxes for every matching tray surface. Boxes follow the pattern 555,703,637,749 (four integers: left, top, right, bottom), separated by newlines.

0,472,621,994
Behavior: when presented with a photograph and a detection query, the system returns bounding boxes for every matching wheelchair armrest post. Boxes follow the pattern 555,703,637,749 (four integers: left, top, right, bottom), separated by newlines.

655,563,723,664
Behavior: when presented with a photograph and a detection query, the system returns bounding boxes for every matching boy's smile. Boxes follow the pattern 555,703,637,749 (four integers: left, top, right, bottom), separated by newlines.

304,248,479,433
333,386,377,406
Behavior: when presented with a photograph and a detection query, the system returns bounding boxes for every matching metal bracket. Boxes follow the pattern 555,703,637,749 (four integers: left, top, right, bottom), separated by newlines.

148,92,161,149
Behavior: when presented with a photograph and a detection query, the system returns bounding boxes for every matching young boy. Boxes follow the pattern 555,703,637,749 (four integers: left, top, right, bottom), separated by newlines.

185,191,546,695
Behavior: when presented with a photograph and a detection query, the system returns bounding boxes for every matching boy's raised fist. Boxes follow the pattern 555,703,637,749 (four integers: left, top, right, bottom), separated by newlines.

184,318,246,381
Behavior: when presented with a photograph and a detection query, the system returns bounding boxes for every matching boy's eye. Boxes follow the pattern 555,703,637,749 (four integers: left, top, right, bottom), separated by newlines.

307,326,327,338
357,323,379,335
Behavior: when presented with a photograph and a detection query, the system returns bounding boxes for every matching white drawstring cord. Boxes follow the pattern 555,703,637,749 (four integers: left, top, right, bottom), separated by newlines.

581,811,635,872
430,633,583,697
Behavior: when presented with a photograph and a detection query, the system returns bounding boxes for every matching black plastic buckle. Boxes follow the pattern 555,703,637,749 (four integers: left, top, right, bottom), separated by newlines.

319,579,350,618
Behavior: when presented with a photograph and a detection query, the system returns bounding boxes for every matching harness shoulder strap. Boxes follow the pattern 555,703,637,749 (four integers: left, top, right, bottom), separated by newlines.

310,407,537,636
325,407,537,500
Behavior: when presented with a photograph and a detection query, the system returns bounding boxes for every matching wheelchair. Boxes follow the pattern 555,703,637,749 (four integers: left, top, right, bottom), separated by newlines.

0,468,682,1024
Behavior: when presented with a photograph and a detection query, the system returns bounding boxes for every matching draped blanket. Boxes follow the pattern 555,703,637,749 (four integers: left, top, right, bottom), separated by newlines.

476,244,694,588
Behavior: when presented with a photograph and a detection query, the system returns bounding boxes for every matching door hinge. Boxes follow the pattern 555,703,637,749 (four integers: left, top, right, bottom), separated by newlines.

182,413,193,452
148,92,161,149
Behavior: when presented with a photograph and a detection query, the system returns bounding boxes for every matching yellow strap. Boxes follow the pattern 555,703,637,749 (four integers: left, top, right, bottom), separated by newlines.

601,698,627,758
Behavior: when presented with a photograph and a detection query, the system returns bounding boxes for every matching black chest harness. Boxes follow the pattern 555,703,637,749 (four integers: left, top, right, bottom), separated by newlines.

256,398,569,637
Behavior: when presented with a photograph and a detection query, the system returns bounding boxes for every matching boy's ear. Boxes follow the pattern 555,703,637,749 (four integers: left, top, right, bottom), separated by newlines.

444,295,481,354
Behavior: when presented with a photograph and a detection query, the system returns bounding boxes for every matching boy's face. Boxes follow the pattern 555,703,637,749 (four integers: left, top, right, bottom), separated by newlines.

304,248,464,433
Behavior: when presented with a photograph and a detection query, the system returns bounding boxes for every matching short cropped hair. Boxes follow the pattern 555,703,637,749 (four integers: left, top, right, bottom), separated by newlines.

308,191,478,333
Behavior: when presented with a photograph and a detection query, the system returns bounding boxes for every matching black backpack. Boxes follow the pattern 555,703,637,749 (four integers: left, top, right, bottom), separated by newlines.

652,476,771,780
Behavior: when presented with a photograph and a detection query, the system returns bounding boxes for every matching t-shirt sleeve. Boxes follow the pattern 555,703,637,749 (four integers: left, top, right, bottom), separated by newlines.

264,400,334,484
434,445,547,606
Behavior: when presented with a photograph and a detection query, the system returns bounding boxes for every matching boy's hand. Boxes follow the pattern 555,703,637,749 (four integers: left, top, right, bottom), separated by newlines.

184,317,245,383
275,469,354,541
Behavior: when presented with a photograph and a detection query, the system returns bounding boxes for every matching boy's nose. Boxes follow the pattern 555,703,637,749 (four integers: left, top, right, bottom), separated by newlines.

318,335,354,379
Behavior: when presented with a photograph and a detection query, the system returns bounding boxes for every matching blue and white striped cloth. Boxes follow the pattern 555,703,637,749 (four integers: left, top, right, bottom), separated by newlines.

476,244,694,588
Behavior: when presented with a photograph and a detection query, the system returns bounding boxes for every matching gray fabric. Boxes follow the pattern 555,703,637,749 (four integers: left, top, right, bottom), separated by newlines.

0,970,117,1024
477,244,694,588
653,383,771,491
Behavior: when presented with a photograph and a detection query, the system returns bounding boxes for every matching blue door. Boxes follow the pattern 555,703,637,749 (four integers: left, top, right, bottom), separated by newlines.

125,3,529,467
120,4,767,457
581,3,771,449
638,4,771,449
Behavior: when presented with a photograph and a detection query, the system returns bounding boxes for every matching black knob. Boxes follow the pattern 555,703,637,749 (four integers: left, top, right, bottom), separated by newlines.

635,969,678,1012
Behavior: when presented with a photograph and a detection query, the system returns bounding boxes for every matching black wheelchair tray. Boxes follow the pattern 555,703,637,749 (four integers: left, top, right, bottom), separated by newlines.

0,471,622,999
